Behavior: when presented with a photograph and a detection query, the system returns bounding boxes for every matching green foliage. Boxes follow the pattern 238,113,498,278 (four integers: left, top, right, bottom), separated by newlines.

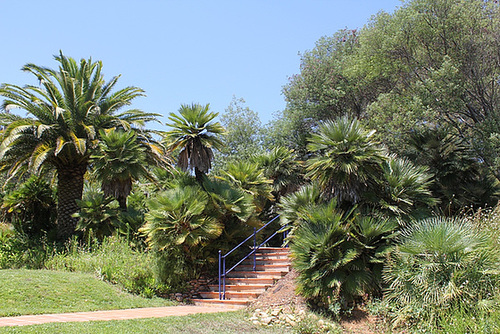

252,146,305,199
0,232,58,269
219,161,274,213
291,201,397,315
0,175,56,238
92,128,154,210
165,103,225,179
46,236,164,297
0,52,160,239
383,216,500,330
216,97,263,166
405,127,500,215
74,191,120,241
140,185,223,286
306,117,386,205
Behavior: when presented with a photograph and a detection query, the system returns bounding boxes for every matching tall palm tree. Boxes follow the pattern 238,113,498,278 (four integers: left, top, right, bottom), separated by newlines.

165,103,225,181
0,52,160,239
306,116,386,206
92,128,162,211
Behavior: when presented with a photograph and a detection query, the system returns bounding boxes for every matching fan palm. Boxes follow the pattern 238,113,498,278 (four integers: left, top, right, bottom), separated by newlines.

376,156,437,217
140,185,223,254
291,201,397,312
92,128,157,211
219,161,274,213
383,216,500,329
252,146,304,199
0,52,160,239
165,103,225,181
306,116,386,206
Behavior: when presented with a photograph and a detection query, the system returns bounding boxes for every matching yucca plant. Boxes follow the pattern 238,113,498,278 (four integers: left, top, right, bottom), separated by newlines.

383,216,500,330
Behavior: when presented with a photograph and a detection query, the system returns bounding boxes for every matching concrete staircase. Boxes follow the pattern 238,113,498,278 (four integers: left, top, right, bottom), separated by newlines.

191,247,291,307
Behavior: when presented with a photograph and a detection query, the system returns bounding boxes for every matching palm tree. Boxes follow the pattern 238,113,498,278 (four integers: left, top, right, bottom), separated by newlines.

0,52,160,239
306,116,386,206
140,185,223,257
219,161,274,213
165,103,225,181
92,128,161,211
252,146,304,200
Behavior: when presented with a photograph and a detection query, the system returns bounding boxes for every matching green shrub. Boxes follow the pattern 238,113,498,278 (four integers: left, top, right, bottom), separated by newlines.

291,200,397,315
383,216,500,331
46,236,165,297
0,232,58,269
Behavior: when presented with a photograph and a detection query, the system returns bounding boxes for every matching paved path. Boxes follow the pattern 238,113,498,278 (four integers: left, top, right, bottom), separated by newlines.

0,305,243,327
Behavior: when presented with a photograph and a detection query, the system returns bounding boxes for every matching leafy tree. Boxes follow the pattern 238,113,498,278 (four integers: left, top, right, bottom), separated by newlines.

0,52,159,239
216,97,263,167
165,103,225,181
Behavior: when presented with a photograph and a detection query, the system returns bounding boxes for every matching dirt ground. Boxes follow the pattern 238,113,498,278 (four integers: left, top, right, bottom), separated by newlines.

248,269,378,334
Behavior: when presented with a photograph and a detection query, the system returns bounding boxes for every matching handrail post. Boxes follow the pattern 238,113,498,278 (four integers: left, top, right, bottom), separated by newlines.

253,227,257,271
218,250,222,300
223,256,226,300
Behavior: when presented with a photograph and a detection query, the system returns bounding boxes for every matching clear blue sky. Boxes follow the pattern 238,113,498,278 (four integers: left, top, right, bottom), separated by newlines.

0,0,401,128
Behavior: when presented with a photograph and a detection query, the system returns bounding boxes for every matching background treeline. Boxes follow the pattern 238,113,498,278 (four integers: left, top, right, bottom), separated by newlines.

0,0,499,333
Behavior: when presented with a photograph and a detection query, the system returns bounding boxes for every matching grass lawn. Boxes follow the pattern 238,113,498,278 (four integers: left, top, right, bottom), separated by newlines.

0,311,293,334
0,269,176,317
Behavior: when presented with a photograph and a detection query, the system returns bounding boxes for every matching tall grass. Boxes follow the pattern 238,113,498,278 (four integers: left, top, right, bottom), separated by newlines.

45,236,166,297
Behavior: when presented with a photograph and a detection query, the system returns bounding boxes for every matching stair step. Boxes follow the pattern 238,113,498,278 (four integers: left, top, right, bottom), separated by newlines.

225,277,278,285
234,264,290,272
226,270,288,279
208,284,270,292
200,291,260,300
191,299,249,308
243,257,291,264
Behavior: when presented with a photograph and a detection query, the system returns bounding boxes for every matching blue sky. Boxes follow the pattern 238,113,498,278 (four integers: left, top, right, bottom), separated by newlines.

0,0,401,128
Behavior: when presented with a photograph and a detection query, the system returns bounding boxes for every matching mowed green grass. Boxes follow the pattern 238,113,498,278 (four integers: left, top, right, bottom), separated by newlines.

0,311,293,334
0,269,176,317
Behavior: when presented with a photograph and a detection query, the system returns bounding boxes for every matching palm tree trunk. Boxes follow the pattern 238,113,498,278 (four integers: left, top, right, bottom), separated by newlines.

56,164,87,240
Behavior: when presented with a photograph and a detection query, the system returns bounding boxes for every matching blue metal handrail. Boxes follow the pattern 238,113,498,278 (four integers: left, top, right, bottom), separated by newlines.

218,215,287,300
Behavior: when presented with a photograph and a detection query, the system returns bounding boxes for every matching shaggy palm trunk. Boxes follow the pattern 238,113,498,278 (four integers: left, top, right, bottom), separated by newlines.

56,164,87,240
